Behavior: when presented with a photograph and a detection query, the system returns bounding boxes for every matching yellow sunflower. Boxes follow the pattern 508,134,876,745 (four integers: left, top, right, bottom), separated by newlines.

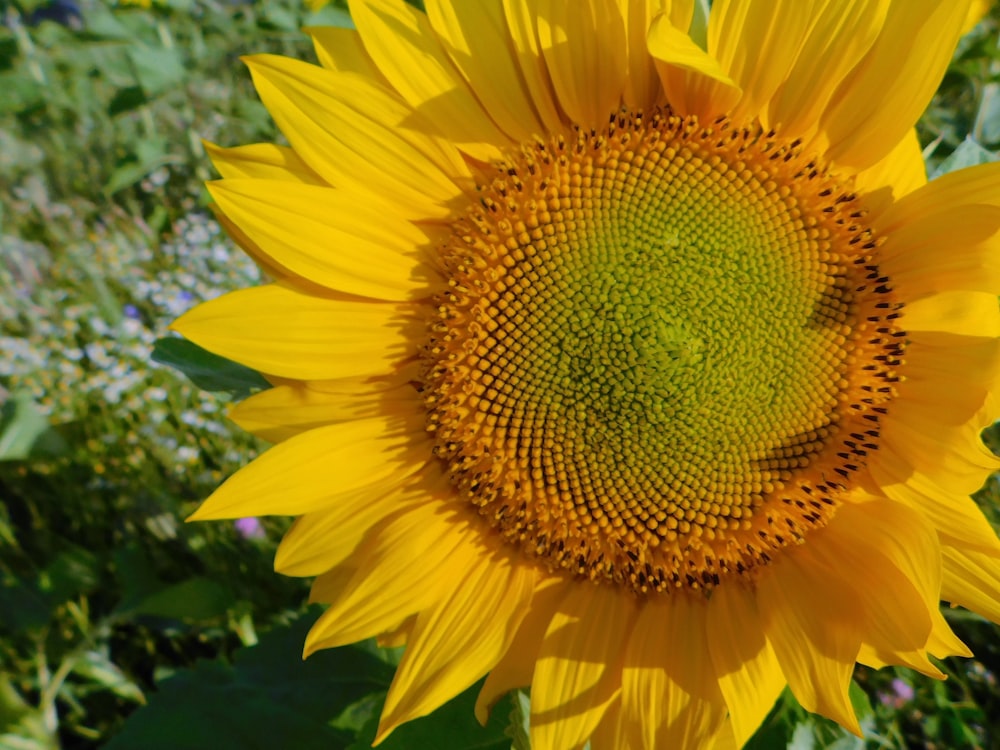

174,1,1000,747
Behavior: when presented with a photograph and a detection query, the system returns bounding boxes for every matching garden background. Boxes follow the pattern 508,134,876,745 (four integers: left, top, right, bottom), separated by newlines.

2,0,1000,748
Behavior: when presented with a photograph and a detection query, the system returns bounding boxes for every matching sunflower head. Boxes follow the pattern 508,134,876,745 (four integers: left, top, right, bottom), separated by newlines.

174,1,1000,748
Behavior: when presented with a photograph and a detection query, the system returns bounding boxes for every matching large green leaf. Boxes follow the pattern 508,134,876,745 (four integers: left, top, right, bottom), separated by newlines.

351,681,516,750
0,392,67,461
152,337,270,398
931,136,999,178
106,614,394,750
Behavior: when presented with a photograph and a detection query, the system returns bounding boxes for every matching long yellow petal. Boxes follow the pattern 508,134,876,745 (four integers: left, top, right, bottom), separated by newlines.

617,1,694,111
706,583,785,748
531,584,637,750
904,292,1000,339
306,26,384,81
877,468,1000,556
535,0,628,129
852,129,926,218
647,14,741,122
764,0,889,139
348,0,507,162
621,594,727,749
875,162,1000,297
425,0,548,141
942,544,1000,624
171,283,417,381
207,179,441,301
821,0,973,170
502,0,568,134
757,547,862,735
203,142,326,184
377,550,537,740
305,501,474,653
244,54,469,218
705,0,817,125
475,576,567,723
275,468,447,576
808,500,943,676
187,415,430,520
229,378,420,444
963,0,991,34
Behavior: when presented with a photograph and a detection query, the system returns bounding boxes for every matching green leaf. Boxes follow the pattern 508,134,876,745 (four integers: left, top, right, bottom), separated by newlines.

71,650,146,704
127,44,186,96
0,392,67,461
304,6,355,28
106,614,393,750
0,579,53,633
259,5,301,32
351,681,515,750
0,674,51,750
931,136,1000,178
152,337,270,398
131,577,235,621
787,721,816,750
113,544,163,613
108,85,148,117
103,148,182,196
509,690,531,750
78,5,133,40
42,544,100,603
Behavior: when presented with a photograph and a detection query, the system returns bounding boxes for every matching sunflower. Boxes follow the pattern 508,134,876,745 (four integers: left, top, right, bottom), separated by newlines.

174,1,1000,747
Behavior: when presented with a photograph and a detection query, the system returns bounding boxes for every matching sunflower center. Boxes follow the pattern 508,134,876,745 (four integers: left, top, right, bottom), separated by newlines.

421,109,904,594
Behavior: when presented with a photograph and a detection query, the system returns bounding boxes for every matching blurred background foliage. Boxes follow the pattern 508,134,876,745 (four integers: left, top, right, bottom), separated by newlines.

0,0,999,748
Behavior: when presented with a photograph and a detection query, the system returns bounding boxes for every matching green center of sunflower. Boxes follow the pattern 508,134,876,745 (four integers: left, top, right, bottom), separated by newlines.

421,109,905,595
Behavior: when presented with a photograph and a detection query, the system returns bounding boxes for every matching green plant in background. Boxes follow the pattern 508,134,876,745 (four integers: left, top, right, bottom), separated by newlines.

0,1,999,749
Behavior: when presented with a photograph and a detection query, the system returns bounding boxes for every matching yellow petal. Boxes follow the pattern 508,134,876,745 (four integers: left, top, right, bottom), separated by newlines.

617,0,695,111
229,378,420,443
535,0,628,129
244,54,469,218
475,576,567,723
876,468,1000,557
706,583,785,748
588,695,627,750
502,0,569,134
203,141,325,184
306,26,383,81
853,129,926,218
705,0,817,125
809,500,943,676
305,501,473,653
348,0,507,162
764,0,889,139
704,722,741,750
875,340,1000,495
171,283,417,381
425,0,547,141
207,179,440,301
621,594,726,749
647,14,741,121
821,0,973,170
531,584,637,750
377,616,415,649
187,415,430,520
757,547,862,735
903,291,1000,339
210,205,300,285
875,162,1000,296
942,545,1000,624
963,0,991,34
275,468,446,576
925,609,973,660
377,551,537,740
